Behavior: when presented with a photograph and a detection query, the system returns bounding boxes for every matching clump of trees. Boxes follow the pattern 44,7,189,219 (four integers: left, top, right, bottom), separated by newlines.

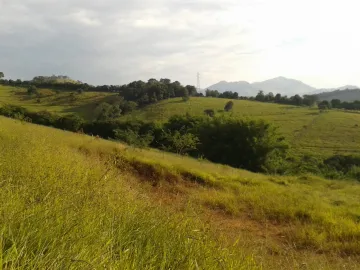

253,91,319,106
0,76,197,106
330,99,360,110
205,89,239,99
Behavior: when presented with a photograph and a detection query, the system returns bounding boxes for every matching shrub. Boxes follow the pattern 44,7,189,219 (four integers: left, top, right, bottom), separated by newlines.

27,85,38,95
224,101,234,112
204,109,215,117
55,115,84,132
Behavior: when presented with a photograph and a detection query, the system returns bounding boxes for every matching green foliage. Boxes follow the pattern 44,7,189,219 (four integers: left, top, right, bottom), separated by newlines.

114,129,154,148
318,100,331,110
95,102,122,120
0,71,4,79
224,101,234,112
160,130,199,155
27,85,38,95
195,116,288,171
204,109,215,117
56,114,84,132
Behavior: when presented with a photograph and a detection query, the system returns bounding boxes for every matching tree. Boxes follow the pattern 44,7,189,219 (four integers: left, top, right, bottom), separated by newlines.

0,72,4,79
331,99,341,108
95,102,122,120
224,101,234,112
161,130,199,155
255,90,265,101
182,88,190,102
274,93,282,103
27,85,38,95
265,92,274,102
303,95,318,107
318,100,331,111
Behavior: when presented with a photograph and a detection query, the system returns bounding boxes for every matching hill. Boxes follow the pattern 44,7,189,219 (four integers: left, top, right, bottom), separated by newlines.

0,85,116,119
317,88,360,102
1,116,360,269
207,76,316,96
206,80,256,96
2,84,360,159
123,97,360,158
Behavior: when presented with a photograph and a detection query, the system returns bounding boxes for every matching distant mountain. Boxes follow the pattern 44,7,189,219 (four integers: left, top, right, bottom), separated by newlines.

206,80,256,96
206,76,316,97
251,77,316,96
310,85,359,95
316,88,360,102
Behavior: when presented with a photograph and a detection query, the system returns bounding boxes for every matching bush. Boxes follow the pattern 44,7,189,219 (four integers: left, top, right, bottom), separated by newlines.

203,109,215,117
55,115,84,132
224,101,234,112
27,85,38,95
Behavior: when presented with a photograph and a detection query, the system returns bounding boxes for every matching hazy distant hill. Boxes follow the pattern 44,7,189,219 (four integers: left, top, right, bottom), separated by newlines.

206,81,256,96
310,85,359,95
207,76,316,96
251,77,316,96
316,88,360,102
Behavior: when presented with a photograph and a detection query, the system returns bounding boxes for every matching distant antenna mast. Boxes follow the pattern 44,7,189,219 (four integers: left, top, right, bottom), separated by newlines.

197,72,201,92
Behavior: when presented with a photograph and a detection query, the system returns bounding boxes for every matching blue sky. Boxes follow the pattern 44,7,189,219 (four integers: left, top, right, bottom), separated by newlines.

0,0,359,88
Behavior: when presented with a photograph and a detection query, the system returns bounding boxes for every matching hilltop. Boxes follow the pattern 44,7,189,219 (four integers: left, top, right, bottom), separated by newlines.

206,76,316,96
1,116,360,269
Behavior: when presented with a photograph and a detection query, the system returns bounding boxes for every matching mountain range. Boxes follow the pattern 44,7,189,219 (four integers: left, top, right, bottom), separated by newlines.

206,77,359,97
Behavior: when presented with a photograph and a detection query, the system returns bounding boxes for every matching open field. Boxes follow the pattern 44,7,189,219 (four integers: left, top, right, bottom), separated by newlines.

1,116,360,269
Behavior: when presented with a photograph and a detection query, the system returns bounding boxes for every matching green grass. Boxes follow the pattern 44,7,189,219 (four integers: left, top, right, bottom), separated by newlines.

122,97,360,157
2,85,360,158
0,116,254,269
1,116,360,269
0,85,116,119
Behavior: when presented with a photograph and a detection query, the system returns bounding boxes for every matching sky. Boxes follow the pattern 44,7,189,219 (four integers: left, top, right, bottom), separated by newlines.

0,0,359,88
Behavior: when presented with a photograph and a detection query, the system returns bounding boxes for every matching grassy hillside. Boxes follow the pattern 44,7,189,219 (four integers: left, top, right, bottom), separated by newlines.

1,116,360,269
123,97,360,157
2,85,360,158
0,85,116,119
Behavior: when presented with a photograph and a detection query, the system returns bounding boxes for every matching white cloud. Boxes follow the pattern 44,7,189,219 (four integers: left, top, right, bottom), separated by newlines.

0,0,359,88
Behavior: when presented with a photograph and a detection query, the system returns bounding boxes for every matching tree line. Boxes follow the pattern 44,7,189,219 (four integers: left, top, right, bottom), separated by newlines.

0,74,198,106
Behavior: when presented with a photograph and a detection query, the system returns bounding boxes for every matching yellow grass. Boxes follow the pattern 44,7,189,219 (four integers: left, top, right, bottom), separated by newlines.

1,116,360,269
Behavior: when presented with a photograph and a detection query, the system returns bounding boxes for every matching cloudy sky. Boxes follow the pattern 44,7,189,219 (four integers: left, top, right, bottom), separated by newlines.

0,0,359,88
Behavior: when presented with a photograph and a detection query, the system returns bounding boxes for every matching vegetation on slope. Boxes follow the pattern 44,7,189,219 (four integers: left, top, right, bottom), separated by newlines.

1,117,360,269
0,116,254,269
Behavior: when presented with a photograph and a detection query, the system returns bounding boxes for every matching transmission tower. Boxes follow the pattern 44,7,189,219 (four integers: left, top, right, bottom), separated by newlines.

197,72,201,92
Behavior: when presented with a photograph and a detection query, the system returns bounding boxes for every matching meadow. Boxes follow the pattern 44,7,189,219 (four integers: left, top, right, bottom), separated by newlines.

1,116,360,269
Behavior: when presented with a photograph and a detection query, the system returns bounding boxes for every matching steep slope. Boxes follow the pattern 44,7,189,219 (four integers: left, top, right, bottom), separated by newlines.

1,116,360,269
